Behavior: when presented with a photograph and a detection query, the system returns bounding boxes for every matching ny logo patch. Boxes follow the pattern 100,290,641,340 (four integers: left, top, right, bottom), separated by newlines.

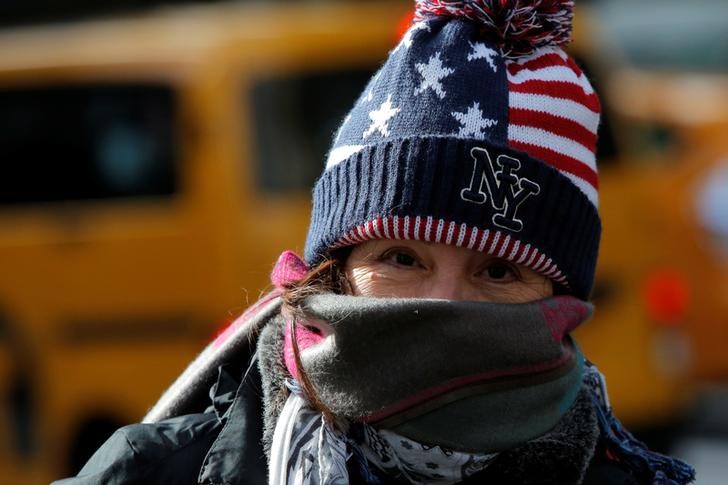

460,147,540,232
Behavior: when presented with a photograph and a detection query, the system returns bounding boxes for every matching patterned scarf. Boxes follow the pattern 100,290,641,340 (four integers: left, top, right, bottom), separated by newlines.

269,382,498,485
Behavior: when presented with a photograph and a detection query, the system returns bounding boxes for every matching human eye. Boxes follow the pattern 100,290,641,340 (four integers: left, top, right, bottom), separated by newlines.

479,259,520,282
380,248,421,268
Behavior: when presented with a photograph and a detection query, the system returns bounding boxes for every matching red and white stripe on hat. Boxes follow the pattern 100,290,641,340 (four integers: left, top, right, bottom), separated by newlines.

506,47,600,208
332,215,568,286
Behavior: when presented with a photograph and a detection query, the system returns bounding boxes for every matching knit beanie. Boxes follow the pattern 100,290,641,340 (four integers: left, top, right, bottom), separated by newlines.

304,0,601,300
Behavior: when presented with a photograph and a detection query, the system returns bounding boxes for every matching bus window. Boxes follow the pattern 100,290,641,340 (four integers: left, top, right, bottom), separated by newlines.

0,84,179,205
250,67,375,194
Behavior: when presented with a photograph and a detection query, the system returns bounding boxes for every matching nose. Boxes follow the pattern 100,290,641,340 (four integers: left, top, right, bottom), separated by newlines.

422,274,470,301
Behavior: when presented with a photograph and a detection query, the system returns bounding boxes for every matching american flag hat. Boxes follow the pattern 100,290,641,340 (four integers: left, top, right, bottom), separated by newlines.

304,0,601,300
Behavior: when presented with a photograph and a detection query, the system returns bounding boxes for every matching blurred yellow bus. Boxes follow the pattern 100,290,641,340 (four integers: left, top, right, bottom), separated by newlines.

0,2,409,482
571,1,728,438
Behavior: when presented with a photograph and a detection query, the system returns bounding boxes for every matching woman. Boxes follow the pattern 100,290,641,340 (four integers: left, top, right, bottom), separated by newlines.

56,1,695,484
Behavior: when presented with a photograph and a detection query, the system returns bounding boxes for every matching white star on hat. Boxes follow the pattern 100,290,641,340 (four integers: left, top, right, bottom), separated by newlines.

363,95,400,139
414,52,455,99
452,102,498,138
467,42,499,72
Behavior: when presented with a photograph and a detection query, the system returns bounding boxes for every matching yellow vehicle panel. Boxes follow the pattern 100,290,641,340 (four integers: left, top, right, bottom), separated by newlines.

0,2,410,483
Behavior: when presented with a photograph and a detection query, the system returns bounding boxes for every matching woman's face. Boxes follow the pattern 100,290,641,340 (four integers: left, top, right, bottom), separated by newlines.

345,240,552,303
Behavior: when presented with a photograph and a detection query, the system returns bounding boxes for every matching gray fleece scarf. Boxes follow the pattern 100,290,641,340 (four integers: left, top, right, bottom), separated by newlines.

259,293,593,484
286,294,587,452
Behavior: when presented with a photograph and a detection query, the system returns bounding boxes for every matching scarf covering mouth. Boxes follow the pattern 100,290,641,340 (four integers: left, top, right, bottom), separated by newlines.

283,293,591,452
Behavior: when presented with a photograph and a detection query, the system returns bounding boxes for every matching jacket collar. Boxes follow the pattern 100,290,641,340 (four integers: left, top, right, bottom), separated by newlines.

198,360,268,485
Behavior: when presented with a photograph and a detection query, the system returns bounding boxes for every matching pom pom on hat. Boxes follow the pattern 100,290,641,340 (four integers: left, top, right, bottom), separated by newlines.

414,0,574,58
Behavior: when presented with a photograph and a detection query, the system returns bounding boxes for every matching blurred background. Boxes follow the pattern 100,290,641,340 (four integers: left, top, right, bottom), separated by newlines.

0,0,726,483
